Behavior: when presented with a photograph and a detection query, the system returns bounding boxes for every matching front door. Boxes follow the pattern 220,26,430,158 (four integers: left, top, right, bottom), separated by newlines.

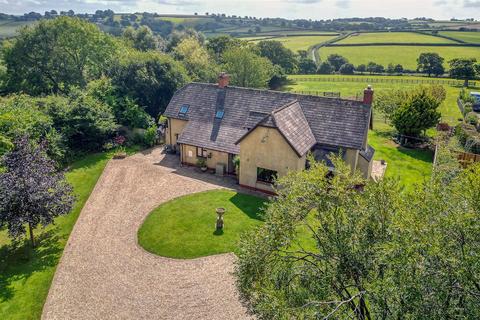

227,153,236,175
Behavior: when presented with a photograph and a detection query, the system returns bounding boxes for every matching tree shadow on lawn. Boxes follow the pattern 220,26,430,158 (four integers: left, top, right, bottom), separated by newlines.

396,145,434,164
228,193,267,221
0,229,62,303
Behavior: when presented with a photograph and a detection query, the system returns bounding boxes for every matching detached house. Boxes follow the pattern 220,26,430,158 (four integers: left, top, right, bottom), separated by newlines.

164,73,374,193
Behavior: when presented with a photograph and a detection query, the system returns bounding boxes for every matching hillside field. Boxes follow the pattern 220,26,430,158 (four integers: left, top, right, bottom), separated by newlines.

318,45,480,70
249,35,338,51
337,32,455,44
0,20,35,38
287,74,469,124
439,31,480,44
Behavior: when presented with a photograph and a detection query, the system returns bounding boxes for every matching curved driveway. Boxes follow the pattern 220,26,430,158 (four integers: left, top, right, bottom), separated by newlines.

42,148,252,320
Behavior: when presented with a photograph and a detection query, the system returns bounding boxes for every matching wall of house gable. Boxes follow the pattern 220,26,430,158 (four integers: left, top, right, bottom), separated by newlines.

166,118,188,149
344,148,360,172
357,155,373,179
238,126,306,192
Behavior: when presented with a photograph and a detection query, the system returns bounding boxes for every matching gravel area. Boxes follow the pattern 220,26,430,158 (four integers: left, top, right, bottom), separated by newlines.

42,147,253,320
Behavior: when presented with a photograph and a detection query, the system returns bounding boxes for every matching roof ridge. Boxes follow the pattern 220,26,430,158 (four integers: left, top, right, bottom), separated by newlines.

272,99,299,114
188,82,365,106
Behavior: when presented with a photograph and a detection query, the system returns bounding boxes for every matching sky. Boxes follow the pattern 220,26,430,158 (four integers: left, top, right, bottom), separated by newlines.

0,0,479,20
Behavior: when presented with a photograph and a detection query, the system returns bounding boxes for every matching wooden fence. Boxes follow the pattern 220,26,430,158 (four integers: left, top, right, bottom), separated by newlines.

292,91,341,98
293,77,475,87
456,151,480,168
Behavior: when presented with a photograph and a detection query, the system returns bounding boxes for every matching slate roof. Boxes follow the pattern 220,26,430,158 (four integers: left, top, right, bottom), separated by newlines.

164,83,371,155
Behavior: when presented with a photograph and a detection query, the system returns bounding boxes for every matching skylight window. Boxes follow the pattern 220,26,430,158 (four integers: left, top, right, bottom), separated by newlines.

178,105,189,117
215,110,225,119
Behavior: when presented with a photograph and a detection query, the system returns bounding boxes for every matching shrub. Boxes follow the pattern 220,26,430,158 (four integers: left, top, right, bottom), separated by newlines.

391,88,441,138
143,126,157,147
455,123,480,154
0,95,66,162
196,157,207,168
465,112,479,126
38,91,118,153
464,103,473,116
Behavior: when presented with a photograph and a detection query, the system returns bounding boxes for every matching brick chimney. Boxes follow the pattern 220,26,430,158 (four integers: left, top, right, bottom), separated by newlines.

363,85,374,105
218,72,229,88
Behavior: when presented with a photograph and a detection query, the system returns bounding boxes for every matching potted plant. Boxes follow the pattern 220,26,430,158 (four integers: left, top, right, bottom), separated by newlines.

196,158,208,172
113,146,127,159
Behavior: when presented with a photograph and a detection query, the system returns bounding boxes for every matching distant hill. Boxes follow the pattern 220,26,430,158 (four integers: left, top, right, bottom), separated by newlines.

0,10,478,40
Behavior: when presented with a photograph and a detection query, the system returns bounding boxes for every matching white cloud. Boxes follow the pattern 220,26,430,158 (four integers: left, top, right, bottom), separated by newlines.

0,0,478,19
464,0,480,7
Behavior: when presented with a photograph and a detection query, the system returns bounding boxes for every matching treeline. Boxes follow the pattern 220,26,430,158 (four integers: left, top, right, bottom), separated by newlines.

305,52,480,81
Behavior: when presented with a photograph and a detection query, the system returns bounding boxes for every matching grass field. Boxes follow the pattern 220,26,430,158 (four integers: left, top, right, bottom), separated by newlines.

337,32,455,44
0,20,35,38
138,190,265,259
288,74,469,124
0,147,140,320
250,35,337,51
319,45,480,70
439,31,480,44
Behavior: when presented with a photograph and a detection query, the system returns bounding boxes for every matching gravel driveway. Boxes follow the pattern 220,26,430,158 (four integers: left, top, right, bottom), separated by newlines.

42,147,252,320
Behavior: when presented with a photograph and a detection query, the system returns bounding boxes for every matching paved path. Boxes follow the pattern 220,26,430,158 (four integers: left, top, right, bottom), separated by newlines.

42,148,252,320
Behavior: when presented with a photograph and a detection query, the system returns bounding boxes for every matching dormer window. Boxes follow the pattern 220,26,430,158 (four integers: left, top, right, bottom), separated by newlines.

215,110,224,119
178,104,189,117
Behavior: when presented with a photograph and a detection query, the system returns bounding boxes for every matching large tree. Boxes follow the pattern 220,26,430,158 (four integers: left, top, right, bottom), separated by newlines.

449,58,477,87
417,52,445,77
109,50,189,117
298,58,317,74
256,40,298,74
174,37,219,82
327,54,348,71
222,46,274,88
122,25,165,51
391,87,442,138
236,156,480,319
339,63,355,75
3,17,118,95
206,35,242,61
0,137,75,247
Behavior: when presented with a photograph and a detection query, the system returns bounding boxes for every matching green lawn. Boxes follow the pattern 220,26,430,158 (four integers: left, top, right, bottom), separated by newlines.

337,32,455,44
0,148,138,320
368,122,433,189
319,45,480,70
439,31,480,44
138,190,266,259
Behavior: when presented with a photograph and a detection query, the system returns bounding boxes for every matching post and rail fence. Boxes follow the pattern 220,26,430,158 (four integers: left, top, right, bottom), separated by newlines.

292,91,341,98
292,77,476,87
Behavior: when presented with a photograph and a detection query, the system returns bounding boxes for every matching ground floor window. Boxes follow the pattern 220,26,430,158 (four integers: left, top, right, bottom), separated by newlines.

196,147,208,158
256,167,277,184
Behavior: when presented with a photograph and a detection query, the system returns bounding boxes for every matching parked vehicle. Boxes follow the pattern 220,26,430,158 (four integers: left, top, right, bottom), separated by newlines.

471,92,480,112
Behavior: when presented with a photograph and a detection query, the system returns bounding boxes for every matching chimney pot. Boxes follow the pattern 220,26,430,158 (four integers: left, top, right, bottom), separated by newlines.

218,72,229,88
363,85,374,105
